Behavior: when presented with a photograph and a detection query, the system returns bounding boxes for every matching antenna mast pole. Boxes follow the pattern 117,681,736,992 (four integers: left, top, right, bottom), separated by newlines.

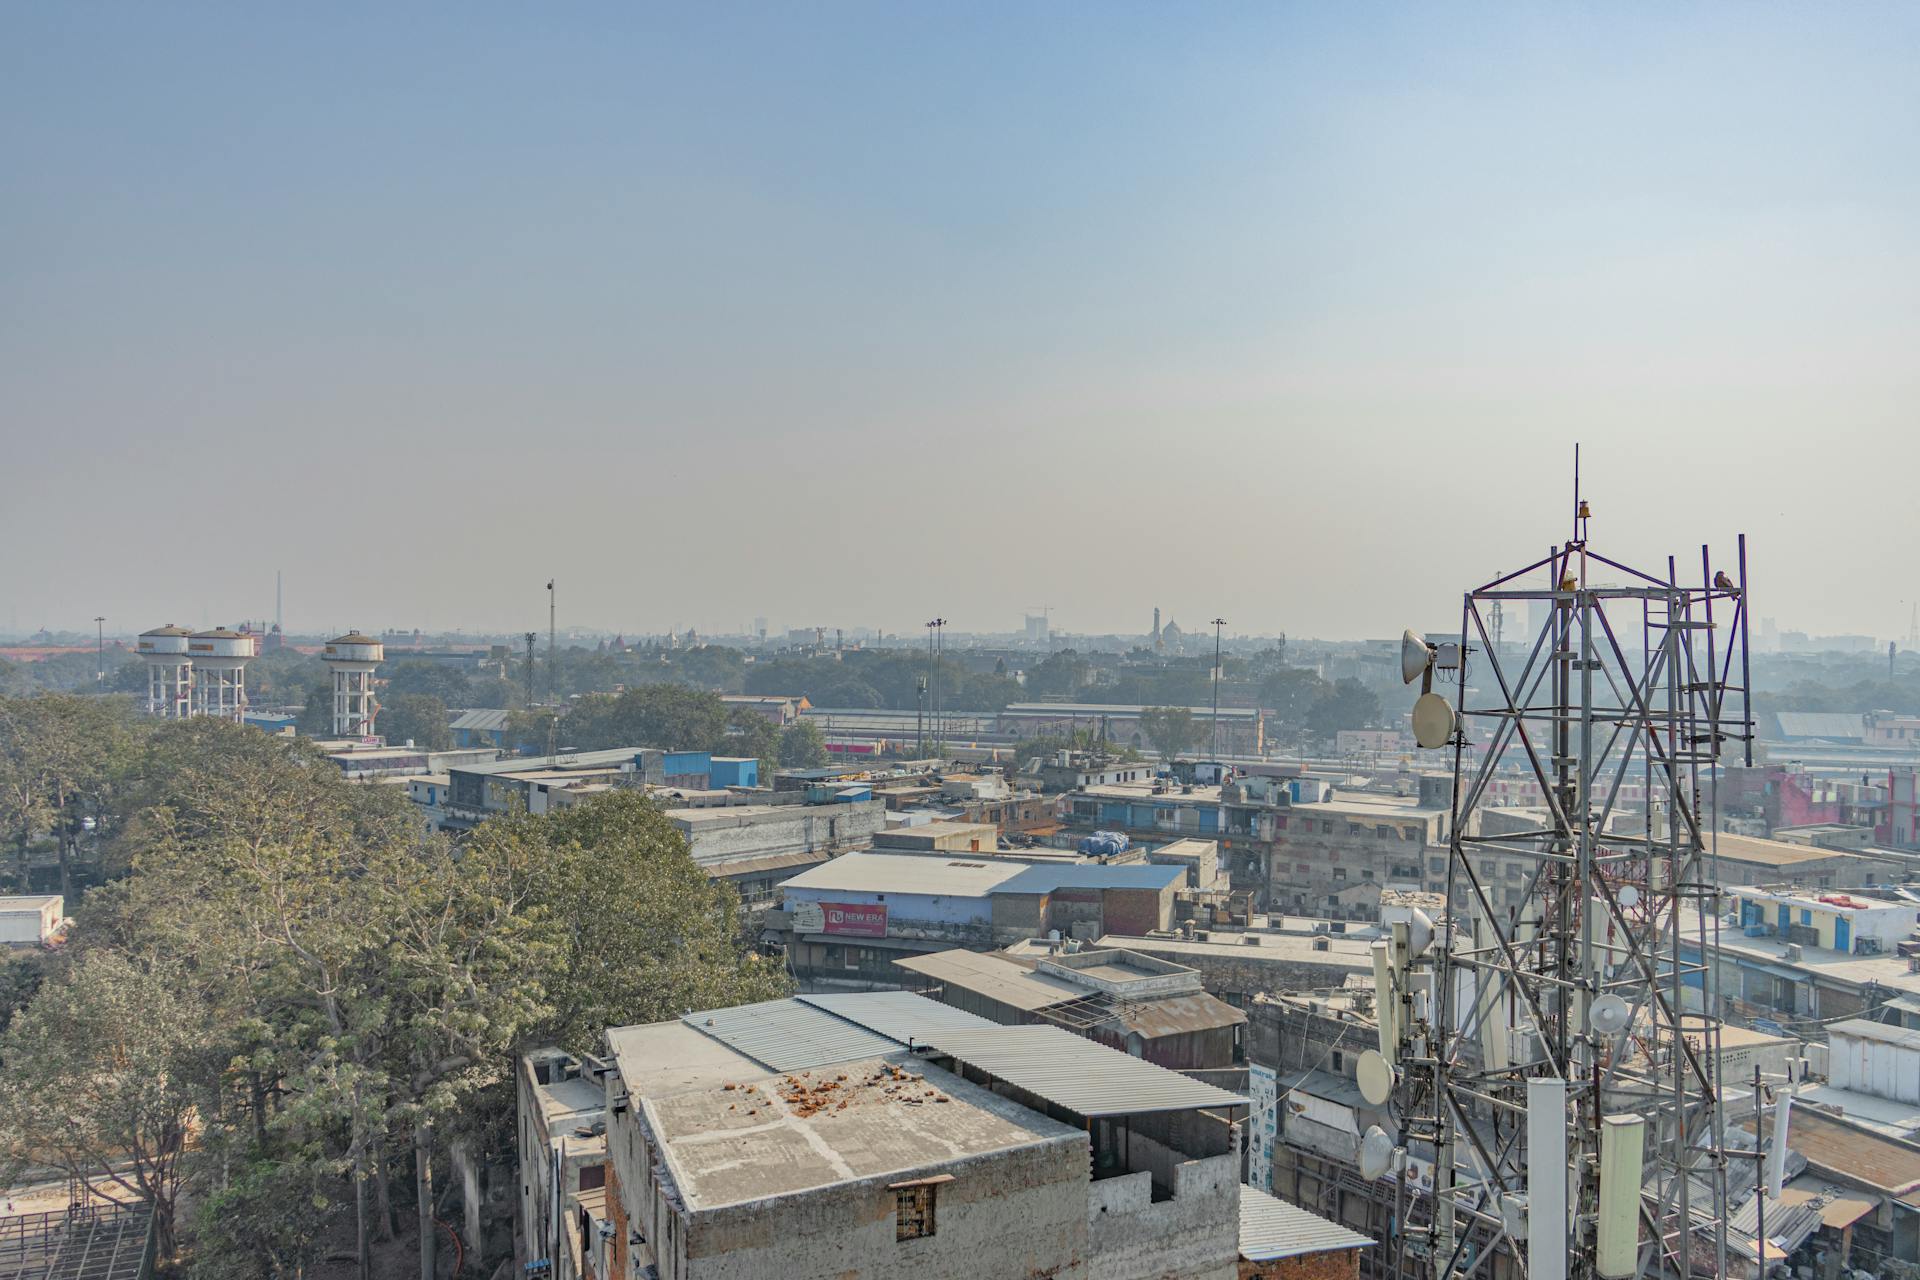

1411,470,1749,1280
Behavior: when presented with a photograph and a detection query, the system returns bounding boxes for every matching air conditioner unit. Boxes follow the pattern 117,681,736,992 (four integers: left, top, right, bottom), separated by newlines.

1783,944,1804,963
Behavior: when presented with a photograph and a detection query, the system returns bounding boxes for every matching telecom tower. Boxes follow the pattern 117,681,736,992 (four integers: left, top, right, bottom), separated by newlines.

188,627,257,722
136,625,194,717
321,632,384,737
1375,494,1751,1280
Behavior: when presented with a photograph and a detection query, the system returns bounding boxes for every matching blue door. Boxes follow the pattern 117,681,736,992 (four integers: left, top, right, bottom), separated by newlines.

1778,905,1791,931
1835,917,1851,953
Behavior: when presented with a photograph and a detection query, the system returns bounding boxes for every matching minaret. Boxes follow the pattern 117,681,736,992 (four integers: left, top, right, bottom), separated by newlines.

1153,606,1162,653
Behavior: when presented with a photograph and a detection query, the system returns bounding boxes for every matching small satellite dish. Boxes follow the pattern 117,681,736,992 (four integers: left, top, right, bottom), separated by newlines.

1412,693,1455,749
1617,884,1641,910
1401,630,1434,685
1359,1126,1395,1181
1356,1049,1397,1106
1590,993,1632,1036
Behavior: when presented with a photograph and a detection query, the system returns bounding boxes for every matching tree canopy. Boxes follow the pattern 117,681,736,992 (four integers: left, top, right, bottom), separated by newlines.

0,713,782,1278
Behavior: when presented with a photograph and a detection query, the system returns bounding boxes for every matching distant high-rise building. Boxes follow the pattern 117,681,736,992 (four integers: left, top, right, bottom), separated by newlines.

1025,613,1049,644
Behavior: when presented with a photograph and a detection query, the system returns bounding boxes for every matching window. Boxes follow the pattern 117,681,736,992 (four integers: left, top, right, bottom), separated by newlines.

1361,869,1375,880
895,1183,938,1240
1505,864,1521,880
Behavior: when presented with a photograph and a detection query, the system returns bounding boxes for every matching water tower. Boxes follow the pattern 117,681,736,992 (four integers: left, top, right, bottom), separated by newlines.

188,627,256,722
321,632,383,738
136,625,193,718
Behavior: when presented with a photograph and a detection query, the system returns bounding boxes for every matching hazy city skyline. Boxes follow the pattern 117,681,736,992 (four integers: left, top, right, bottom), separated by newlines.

6,5,1918,640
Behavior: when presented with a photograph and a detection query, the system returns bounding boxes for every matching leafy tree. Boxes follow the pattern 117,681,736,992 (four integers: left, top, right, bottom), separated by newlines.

779,720,830,768
381,660,477,705
0,694,142,896
189,1146,345,1280
1139,705,1200,763
464,791,788,1055
294,673,335,736
0,951,211,1259
1026,651,1090,698
1306,677,1381,740
1260,668,1329,730
0,951,48,1035
560,685,731,752
723,711,780,775
379,692,452,750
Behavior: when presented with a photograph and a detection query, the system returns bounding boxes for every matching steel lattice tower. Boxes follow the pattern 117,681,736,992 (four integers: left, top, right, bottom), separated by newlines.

1405,520,1752,1280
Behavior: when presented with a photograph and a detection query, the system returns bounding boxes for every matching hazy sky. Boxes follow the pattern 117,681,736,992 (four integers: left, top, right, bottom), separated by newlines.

4,4,1917,643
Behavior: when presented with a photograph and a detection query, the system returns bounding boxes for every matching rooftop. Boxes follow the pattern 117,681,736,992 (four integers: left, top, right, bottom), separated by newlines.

779,851,1031,897
644,1054,1083,1212
1099,931,1376,967
449,747,648,778
1238,1185,1375,1262
1830,1019,1920,1051
1740,1104,1920,1195
1713,834,1877,867
895,949,1087,1011
914,1023,1248,1117
1003,702,1260,718
449,707,510,733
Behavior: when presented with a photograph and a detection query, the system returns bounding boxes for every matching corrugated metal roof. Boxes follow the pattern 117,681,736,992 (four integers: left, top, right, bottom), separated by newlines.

1727,1193,1824,1261
1238,1186,1375,1261
914,1024,1247,1117
450,708,511,733
797,991,999,1043
894,949,1085,1011
1003,702,1259,719
1769,712,1867,741
1831,1018,1920,1051
996,863,1187,894
1102,992,1247,1038
681,998,898,1071
778,851,1032,897
702,849,830,879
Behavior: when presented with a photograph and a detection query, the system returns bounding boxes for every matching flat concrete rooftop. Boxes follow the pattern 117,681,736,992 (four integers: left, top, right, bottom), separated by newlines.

645,1054,1081,1211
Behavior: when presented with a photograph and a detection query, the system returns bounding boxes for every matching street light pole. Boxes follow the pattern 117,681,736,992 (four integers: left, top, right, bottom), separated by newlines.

94,616,106,683
926,618,946,754
1210,618,1226,759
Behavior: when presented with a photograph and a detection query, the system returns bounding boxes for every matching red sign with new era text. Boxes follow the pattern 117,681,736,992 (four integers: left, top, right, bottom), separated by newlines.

822,902,887,937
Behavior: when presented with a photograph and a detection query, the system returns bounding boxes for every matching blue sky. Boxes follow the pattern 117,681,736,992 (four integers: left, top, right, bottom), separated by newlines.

4,4,1917,640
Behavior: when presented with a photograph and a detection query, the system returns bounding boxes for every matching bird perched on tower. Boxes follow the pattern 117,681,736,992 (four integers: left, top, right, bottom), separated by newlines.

1713,570,1738,595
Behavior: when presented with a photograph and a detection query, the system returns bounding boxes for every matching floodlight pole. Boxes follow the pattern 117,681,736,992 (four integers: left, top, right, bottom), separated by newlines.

94,616,105,682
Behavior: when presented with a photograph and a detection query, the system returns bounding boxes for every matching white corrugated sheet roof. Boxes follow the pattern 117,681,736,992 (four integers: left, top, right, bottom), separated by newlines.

778,851,1032,897
796,991,999,1043
1238,1186,1375,1261
895,949,1085,1011
913,1024,1247,1116
681,998,898,1071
